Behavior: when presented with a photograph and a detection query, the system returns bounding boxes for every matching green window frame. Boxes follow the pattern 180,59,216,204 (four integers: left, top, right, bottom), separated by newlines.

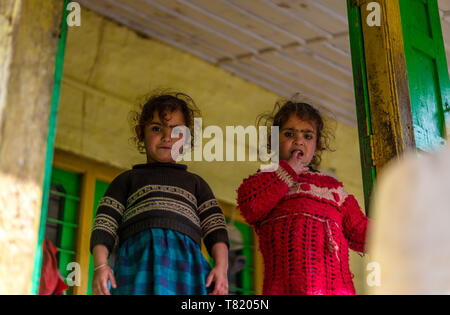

347,0,377,215
44,167,81,294
226,220,254,295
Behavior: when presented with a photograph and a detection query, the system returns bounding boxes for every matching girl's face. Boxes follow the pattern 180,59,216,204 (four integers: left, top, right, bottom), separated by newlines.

279,115,318,166
141,109,186,163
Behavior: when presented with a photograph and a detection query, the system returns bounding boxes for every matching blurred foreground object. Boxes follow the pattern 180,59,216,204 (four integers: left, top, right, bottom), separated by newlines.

368,145,450,294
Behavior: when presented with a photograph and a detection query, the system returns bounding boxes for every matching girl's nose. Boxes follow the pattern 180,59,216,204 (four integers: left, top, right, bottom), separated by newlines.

161,128,172,142
294,134,304,146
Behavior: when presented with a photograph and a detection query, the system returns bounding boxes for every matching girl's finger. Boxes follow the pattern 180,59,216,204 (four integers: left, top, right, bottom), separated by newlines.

109,271,117,289
102,278,111,295
95,284,103,295
222,282,229,295
212,279,225,295
205,272,214,288
221,282,228,295
219,287,227,295
93,279,101,295
292,150,302,158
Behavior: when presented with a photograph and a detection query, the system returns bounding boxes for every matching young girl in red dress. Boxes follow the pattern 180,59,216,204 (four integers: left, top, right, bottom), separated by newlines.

237,99,369,295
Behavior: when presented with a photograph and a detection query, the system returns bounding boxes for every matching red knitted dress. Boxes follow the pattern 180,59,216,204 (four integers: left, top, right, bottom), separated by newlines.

237,160,368,295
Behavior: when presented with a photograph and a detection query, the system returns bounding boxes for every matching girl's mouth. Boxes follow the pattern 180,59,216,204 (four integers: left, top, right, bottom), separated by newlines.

292,149,304,158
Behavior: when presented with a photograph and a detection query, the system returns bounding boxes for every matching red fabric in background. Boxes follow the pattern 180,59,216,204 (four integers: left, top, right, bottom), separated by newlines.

39,239,68,295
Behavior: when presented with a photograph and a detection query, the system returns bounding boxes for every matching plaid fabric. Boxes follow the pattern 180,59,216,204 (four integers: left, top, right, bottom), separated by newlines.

111,228,212,295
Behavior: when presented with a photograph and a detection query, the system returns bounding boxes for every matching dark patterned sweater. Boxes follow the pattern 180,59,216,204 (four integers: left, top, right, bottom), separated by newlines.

90,162,229,256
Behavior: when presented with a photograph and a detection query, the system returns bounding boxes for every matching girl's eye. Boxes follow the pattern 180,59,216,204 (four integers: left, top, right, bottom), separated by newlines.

284,131,294,138
151,126,161,132
305,134,313,140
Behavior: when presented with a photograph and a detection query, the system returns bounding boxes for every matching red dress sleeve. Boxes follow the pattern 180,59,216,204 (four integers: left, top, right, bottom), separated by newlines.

341,194,369,253
237,160,298,226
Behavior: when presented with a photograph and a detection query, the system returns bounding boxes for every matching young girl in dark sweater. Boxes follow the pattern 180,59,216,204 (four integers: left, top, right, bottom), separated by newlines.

90,92,229,295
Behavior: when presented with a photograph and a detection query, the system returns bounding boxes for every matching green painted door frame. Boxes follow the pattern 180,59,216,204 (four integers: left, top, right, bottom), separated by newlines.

347,0,377,215
399,0,450,151
32,0,70,295
347,0,449,216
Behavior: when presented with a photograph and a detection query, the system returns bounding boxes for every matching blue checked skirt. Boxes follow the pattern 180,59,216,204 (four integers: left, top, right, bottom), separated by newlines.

111,228,212,295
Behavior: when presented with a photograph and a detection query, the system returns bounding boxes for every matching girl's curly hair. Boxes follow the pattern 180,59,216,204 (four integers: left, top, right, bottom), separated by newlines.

129,90,201,154
257,96,335,169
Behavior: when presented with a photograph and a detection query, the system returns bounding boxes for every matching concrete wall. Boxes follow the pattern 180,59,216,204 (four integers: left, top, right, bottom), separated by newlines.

56,8,367,293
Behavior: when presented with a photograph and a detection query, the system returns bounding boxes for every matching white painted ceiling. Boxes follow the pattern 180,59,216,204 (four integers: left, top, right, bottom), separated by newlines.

77,0,450,126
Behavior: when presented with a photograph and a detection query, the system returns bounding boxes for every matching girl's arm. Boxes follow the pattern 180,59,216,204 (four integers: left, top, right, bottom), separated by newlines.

193,175,229,294
195,175,229,256
341,194,369,253
92,244,117,295
90,172,129,256
206,242,229,295
237,160,299,225
90,172,129,294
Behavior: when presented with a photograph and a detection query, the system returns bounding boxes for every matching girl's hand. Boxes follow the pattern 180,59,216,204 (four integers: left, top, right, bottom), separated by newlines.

92,265,117,295
205,266,228,295
287,150,309,175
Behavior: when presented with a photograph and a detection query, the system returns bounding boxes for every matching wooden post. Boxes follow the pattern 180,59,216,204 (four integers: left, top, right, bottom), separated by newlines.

347,0,416,215
360,0,416,168
252,231,264,295
72,171,96,295
360,0,416,170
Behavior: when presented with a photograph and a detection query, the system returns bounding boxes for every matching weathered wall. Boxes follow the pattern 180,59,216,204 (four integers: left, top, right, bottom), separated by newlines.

56,8,367,293
0,0,63,294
